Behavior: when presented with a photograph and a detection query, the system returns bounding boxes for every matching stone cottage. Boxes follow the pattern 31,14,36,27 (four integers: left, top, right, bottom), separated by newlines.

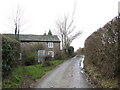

4,34,60,62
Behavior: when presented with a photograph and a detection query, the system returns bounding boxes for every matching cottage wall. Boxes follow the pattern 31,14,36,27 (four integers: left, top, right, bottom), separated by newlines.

20,42,45,50
45,42,60,56
20,41,60,57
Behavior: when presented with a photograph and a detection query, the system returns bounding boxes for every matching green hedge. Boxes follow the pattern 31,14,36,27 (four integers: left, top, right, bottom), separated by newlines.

2,35,20,78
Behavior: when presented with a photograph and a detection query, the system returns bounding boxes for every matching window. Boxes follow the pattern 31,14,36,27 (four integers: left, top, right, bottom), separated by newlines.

38,50,45,56
48,42,53,48
48,51,54,57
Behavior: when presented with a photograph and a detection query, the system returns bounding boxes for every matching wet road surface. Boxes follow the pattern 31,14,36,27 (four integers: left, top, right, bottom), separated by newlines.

33,56,91,88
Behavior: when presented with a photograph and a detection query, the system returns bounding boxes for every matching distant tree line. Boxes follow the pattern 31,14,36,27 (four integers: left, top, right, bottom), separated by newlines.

76,47,84,55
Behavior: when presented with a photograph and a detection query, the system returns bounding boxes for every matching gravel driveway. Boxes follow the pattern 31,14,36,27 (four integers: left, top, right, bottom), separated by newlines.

32,56,91,88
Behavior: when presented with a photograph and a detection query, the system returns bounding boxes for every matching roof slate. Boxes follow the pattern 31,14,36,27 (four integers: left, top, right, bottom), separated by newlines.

3,34,60,42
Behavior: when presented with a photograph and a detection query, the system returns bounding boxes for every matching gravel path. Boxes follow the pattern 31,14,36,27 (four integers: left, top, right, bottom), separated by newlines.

32,56,91,88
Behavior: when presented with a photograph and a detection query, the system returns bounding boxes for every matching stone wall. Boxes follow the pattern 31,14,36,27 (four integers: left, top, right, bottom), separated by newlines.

21,41,60,57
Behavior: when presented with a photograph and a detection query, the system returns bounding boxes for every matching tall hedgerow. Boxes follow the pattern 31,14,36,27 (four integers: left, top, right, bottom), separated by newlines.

84,16,119,88
2,35,20,78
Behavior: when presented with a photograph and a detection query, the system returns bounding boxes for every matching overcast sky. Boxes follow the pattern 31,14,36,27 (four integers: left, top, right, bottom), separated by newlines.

0,0,119,51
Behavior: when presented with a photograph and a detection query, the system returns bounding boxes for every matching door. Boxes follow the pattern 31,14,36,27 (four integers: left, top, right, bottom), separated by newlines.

48,51,54,57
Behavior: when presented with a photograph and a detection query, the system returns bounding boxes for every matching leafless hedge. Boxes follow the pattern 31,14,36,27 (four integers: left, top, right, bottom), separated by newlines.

84,16,119,79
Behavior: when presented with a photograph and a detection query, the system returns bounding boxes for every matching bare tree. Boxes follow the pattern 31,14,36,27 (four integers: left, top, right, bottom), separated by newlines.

14,3,21,40
55,1,81,53
9,2,29,40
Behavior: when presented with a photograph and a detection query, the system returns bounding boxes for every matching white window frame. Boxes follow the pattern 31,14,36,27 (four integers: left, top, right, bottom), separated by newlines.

48,51,54,57
48,42,53,48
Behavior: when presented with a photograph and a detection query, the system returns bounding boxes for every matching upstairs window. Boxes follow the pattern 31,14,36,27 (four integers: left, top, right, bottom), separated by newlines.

48,42,53,48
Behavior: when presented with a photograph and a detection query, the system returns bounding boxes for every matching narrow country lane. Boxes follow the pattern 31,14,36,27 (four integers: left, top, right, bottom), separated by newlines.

32,56,91,88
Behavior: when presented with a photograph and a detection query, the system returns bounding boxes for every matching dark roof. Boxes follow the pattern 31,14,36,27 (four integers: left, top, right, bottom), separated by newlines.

3,34,60,42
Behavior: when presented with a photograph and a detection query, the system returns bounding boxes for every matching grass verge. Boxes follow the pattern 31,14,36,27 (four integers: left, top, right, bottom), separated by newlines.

3,60,64,88
3,67,24,88
84,64,118,88
24,66,45,80
25,60,64,80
